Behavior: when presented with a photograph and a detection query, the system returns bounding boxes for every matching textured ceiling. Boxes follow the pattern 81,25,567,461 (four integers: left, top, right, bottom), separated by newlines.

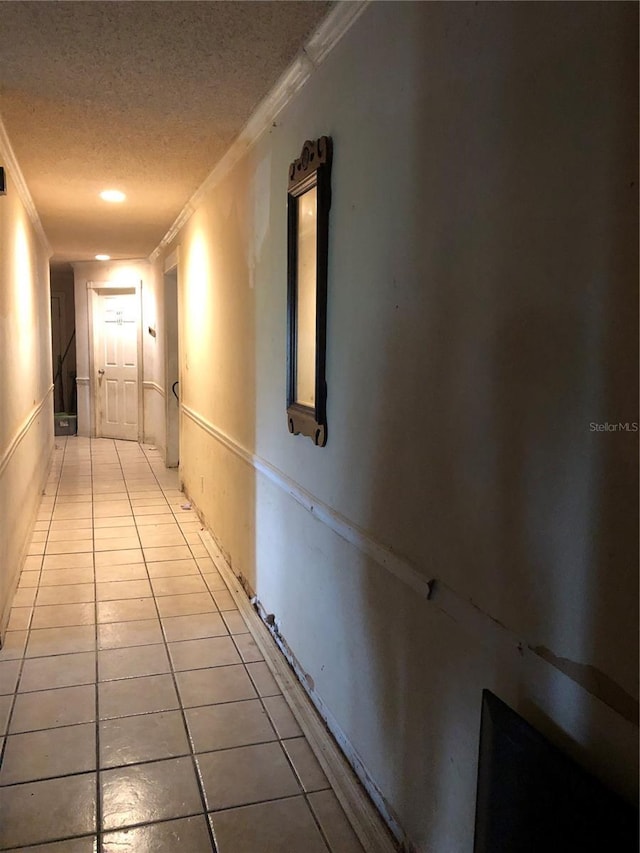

0,1,332,263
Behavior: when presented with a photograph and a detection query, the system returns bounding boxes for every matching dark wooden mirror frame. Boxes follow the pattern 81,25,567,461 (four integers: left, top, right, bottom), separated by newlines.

286,136,332,447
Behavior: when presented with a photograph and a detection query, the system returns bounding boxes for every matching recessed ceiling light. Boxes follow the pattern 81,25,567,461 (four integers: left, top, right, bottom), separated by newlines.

100,189,126,203
95,254,110,261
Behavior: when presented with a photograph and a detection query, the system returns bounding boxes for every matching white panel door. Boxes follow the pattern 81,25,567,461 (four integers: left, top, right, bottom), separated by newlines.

96,291,139,440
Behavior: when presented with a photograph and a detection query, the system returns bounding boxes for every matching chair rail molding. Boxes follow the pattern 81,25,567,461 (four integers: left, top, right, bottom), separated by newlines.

0,385,54,478
142,380,166,397
181,402,637,723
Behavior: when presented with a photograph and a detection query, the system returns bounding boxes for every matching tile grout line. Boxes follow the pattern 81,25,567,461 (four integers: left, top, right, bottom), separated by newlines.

0,730,305,788
92,438,103,850
0,440,99,852
0,835,96,853
0,437,67,779
1,440,201,848
200,529,381,852
148,446,322,853
221,609,328,839
174,496,331,846
116,440,220,853
99,437,155,845
3,440,341,850
218,591,334,851
141,450,327,841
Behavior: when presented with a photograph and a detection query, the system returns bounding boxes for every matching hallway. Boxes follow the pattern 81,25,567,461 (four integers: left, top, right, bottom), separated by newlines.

0,438,364,853
0,4,636,850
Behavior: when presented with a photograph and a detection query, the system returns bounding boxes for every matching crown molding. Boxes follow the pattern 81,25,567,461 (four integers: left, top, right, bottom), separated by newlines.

304,0,370,65
149,0,370,264
0,114,53,258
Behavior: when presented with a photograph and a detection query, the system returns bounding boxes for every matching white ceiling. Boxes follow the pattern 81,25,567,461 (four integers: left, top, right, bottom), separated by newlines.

0,0,332,263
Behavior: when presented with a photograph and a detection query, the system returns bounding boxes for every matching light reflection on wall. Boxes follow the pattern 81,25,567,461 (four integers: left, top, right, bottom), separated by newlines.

108,265,141,289
13,219,35,366
183,229,212,375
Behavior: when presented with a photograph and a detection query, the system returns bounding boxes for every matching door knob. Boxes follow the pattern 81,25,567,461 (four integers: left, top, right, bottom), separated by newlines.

98,369,105,376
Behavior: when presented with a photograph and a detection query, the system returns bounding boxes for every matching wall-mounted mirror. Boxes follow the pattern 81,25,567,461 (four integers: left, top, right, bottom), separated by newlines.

286,136,332,446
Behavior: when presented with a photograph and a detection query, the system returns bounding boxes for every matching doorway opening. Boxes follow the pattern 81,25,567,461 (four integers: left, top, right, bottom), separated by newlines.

50,264,77,434
164,262,180,468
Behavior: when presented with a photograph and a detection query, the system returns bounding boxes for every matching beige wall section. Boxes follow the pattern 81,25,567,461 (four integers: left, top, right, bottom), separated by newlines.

160,3,638,850
163,265,179,468
72,258,165,453
0,166,54,639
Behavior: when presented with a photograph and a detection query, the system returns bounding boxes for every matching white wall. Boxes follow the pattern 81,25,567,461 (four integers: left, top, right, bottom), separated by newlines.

0,165,53,637
163,266,179,467
158,3,638,849
72,258,166,453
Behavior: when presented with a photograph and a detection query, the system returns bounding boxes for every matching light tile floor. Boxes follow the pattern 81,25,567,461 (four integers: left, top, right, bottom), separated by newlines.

0,437,365,853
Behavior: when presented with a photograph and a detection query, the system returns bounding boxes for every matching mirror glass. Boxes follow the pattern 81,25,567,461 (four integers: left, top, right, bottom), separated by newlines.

295,184,317,407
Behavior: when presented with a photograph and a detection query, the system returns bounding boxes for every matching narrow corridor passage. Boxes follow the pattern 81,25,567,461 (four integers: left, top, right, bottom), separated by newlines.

0,438,364,852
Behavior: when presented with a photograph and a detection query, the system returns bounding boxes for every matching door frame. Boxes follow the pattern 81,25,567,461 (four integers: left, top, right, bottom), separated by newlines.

164,248,181,468
50,290,66,412
87,279,143,440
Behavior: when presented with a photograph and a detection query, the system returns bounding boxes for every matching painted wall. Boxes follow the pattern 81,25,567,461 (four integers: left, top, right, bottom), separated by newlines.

72,258,166,453
163,266,179,468
0,165,53,638
160,3,638,850
141,260,166,453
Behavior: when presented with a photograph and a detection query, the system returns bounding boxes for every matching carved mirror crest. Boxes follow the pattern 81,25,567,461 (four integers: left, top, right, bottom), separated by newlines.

286,136,332,446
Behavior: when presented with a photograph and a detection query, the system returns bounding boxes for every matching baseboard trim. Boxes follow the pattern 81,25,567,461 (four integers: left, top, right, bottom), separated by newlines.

199,528,400,853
